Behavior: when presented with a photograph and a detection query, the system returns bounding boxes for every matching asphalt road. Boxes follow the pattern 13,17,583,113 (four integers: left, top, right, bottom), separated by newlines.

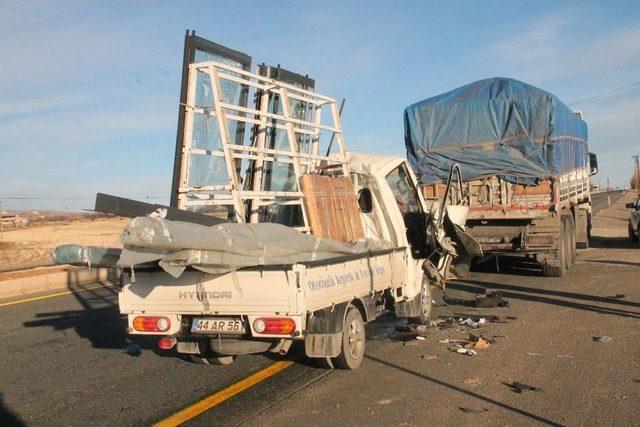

1,191,638,426
591,190,625,214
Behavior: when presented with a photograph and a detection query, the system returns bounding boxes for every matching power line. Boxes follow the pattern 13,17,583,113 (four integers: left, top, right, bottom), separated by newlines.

568,80,640,106
0,196,170,200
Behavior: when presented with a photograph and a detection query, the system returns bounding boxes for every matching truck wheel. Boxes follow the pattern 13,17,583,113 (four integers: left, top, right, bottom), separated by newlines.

541,220,566,277
189,354,236,365
415,276,432,324
568,217,576,266
332,305,365,370
629,223,638,242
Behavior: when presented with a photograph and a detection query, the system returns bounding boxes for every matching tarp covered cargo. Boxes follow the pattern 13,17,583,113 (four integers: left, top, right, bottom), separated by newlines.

404,77,588,185
52,244,122,268
51,217,390,278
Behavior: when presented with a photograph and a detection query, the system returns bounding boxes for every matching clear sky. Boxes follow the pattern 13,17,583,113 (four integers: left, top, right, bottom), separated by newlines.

1,0,639,211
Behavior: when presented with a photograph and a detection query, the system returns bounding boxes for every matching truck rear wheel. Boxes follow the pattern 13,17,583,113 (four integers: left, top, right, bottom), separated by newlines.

568,217,576,266
541,220,567,277
332,305,365,370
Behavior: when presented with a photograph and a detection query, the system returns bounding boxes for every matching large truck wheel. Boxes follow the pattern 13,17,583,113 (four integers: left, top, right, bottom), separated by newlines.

542,220,567,277
568,217,576,266
332,305,365,370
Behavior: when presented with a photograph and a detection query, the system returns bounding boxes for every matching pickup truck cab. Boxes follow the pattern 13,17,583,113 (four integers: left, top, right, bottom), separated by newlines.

119,152,466,369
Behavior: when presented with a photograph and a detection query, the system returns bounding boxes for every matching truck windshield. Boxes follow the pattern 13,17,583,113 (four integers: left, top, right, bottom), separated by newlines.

385,165,427,256
385,166,421,214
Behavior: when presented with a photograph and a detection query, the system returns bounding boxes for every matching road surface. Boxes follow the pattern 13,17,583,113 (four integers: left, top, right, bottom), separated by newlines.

1,191,638,426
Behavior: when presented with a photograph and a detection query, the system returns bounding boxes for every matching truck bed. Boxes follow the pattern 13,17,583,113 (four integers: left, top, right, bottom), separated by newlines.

119,247,407,318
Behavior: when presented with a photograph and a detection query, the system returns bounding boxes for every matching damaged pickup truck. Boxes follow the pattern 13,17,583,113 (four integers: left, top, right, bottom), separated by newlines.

53,32,479,369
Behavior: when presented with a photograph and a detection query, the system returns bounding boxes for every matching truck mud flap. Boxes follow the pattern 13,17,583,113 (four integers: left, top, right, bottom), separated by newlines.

305,333,342,358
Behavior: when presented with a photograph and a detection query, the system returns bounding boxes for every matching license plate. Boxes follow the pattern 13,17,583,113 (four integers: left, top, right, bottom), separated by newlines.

191,318,245,334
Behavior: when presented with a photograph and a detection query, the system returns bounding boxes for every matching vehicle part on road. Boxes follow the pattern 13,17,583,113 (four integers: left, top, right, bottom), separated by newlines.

124,343,141,356
505,381,544,393
332,305,365,370
443,291,509,308
593,335,613,343
189,354,237,365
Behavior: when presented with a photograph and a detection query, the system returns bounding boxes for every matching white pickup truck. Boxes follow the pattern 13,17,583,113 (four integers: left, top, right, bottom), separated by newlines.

118,152,474,369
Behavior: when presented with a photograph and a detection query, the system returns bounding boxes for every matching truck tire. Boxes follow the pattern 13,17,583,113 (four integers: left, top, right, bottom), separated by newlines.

415,276,432,324
541,220,567,277
629,223,638,242
568,217,576,266
332,305,365,370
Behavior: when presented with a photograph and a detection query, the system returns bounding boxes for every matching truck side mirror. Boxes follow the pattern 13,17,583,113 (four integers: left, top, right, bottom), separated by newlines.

358,188,373,213
589,152,598,176
626,202,636,209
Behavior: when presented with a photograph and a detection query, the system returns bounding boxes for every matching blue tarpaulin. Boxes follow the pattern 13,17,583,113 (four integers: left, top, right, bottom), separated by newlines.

404,77,588,185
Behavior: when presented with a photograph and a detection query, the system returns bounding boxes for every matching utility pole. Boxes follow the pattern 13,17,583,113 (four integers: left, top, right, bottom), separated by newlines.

634,155,640,190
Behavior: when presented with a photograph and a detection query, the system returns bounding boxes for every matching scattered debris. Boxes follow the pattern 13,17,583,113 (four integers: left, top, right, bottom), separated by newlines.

376,399,393,405
124,343,141,356
463,377,482,386
459,406,489,414
391,323,430,342
420,354,439,360
459,317,486,328
439,339,467,344
504,381,543,394
455,348,477,356
593,335,613,343
465,337,491,350
527,352,541,357
476,291,510,308
443,291,509,308
556,354,573,359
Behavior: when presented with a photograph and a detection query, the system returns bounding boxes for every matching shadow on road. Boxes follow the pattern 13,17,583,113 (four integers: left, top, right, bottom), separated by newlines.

589,236,637,249
448,279,640,319
22,272,162,355
365,355,562,426
472,255,543,277
0,392,24,427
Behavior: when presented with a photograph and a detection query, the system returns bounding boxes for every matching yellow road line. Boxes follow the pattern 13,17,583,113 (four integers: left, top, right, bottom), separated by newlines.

155,360,295,427
0,283,116,308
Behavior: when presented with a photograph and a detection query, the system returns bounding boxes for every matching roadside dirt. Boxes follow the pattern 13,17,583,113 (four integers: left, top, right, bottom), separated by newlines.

0,217,128,271
247,191,640,426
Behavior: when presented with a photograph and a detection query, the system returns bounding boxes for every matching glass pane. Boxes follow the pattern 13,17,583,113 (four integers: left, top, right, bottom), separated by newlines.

385,166,420,214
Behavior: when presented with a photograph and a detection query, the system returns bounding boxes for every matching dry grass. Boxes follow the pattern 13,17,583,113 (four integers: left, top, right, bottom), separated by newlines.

0,217,129,271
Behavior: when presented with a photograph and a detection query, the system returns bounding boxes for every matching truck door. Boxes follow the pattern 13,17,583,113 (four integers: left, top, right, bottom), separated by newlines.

385,164,428,257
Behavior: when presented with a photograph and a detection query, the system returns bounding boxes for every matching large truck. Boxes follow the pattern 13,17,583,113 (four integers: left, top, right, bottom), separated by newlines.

405,78,598,277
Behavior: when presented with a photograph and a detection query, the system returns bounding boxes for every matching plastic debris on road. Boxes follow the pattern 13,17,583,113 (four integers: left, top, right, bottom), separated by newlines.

593,335,613,343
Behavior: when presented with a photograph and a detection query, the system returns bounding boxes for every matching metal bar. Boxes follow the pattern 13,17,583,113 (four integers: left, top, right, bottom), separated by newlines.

95,193,225,226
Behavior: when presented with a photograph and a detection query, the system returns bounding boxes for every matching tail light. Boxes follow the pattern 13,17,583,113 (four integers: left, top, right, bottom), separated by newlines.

253,317,296,335
133,316,171,332
158,336,177,350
